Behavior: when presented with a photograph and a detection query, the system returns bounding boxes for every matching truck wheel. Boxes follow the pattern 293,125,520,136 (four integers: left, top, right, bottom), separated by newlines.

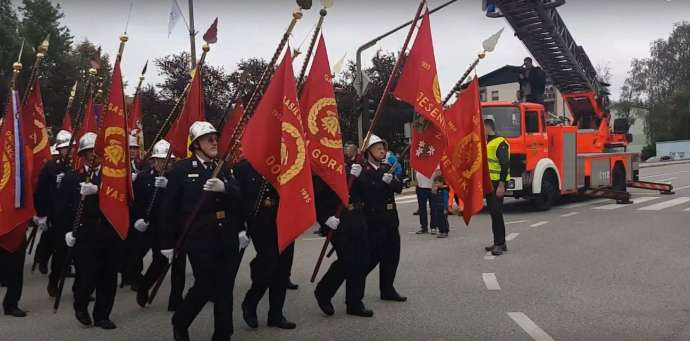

612,163,626,192
530,171,559,211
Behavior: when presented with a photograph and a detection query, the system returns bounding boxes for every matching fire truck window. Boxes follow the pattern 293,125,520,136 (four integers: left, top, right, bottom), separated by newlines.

481,106,521,138
525,111,540,133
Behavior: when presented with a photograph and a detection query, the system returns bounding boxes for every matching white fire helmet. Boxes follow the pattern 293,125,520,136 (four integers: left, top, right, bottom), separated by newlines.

365,134,387,151
151,139,173,159
50,144,59,156
55,130,73,149
129,132,139,148
78,132,97,153
188,121,218,148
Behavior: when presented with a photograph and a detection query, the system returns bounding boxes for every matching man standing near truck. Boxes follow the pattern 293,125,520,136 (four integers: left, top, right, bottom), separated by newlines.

483,119,510,256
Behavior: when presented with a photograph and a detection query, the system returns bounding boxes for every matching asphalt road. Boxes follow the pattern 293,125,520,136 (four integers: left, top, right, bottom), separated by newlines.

2,162,690,340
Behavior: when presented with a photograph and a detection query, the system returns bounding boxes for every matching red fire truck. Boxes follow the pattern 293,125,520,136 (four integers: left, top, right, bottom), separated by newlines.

480,0,673,210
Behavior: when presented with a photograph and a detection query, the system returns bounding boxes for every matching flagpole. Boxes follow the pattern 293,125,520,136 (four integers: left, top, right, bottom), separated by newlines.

21,36,49,105
147,1,313,306
442,52,485,106
215,72,248,130
310,0,427,283
188,0,197,69
296,1,333,93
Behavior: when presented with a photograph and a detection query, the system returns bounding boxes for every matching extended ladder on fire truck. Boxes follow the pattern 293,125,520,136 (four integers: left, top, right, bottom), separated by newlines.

485,0,674,201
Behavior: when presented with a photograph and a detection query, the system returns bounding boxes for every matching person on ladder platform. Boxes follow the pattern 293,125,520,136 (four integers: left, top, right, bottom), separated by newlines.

483,119,510,256
58,132,122,329
313,161,374,318
235,159,297,330
160,121,248,341
360,135,407,303
130,139,184,309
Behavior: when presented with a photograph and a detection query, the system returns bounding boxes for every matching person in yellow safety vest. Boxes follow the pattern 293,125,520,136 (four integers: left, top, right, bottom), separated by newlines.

483,118,511,256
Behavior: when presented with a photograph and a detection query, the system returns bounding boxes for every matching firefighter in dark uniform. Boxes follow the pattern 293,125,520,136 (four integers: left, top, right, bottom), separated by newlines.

130,139,186,309
121,132,144,289
313,162,374,317
483,118,510,256
45,131,76,297
360,135,407,302
160,121,248,341
34,130,72,276
58,132,122,329
235,159,296,330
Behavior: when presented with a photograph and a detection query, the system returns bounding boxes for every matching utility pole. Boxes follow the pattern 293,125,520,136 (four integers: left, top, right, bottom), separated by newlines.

188,0,197,68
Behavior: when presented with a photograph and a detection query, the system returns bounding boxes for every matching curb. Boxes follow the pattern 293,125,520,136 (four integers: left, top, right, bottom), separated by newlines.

640,160,690,168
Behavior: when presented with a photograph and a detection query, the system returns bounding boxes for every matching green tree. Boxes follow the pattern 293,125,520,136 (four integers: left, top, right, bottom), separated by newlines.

0,0,20,109
623,22,690,144
18,0,74,128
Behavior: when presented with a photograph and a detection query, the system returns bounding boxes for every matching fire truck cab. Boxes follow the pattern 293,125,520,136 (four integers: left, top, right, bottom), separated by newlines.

481,100,640,210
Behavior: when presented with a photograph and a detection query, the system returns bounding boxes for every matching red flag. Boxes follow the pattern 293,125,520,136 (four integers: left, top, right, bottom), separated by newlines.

22,83,51,187
392,9,446,177
242,48,316,252
203,17,219,44
0,89,36,251
95,62,133,240
81,96,98,135
299,35,348,205
62,111,73,132
129,93,144,157
218,101,244,158
165,65,205,158
440,78,492,225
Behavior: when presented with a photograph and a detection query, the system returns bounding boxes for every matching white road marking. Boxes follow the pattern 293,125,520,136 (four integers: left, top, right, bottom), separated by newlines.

657,177,676,183
638,197,690,211
674,185,690,191
530,221,549,228
483,252,496,260
507,312,556,341
593,196,658,210
556,198,610,209
641,169,690,179
506,233,519,241
683,207,690,212
482,273,501,290
506,220,529,225
396,199,418,205
560,211,579,217
395,194,417,201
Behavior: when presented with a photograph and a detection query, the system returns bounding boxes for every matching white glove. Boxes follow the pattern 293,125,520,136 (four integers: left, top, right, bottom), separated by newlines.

154,176,168,189
80,182,98,196
33,216,48,231
65,232,76,247
203,178,225,193
161,249,174,263
131,172,138,182
134,219,149,232
382,173,393,184
350,164,362,178
238,231,251,251
325,216,340,230
56,172,65,186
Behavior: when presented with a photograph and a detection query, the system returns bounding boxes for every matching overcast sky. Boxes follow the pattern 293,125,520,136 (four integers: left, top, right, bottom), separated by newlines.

41,0,690,99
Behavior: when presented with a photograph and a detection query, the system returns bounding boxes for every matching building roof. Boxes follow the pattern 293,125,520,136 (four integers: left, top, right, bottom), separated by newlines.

478,65,521,87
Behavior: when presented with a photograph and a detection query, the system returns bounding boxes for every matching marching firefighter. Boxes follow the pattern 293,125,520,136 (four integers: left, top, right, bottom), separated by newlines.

483,118,510,256
131,139,186,310
235,159,297,330
120,132,145,289
160,121,248,341
45,131,77,297
313,163,374,317
34,130,72,276
360,135,407,302
57,132,122,329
